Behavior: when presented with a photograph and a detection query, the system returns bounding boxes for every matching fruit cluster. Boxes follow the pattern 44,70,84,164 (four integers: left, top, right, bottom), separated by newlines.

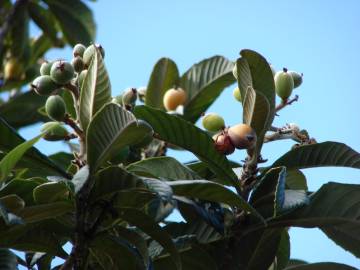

201,63,303,155
32,43,105,141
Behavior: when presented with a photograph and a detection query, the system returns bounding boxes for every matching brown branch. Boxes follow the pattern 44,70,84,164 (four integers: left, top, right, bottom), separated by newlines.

64,83,80,100
64,114,84,140
275,94,299,113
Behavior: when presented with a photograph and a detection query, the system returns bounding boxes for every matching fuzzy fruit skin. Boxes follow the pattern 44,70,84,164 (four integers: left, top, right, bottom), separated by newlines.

289,71,303,88
73,44,86,57
4,58,23,81
213,133,235,155
122,88,137,105
83,44,105,67
40,61,52,76
32,75,58,96
228,123,256,149
78,70,87,88
71,56,84,73
163,88,187,111
274,68,294,100
45,95,66,121
50,61,75,85
233,87,242,102
41,121,69,141
202,113,225,132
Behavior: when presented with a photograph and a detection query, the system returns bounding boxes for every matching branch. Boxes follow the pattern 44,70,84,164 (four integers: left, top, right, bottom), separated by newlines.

64,114,84,140
275,95,299,113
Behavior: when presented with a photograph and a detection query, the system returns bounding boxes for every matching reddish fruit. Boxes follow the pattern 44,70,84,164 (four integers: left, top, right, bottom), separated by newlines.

228,123,256,149
213,131,235,155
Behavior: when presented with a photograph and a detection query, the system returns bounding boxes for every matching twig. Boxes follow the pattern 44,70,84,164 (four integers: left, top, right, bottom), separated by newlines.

64,83,80,100
275,95,299,113
64,114,84,140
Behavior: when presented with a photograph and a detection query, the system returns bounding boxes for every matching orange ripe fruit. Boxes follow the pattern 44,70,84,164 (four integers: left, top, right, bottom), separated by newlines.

163,88,187,111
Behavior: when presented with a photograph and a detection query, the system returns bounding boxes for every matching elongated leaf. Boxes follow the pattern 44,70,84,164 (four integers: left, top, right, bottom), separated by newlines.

167,180,263,222
118,208,182,270
0,249,18,270
134,106,238,188
45,0,95,46
0,194,25,211
0,134,42,182
284,263,357,270
180,56,235,122
79,45,111,132
49,152,73,171
0,90,47,128
91,234,144,270
236,50,275,155
154,245,218,270
28,2,58,42
273,230,290,270
145,58,179,109
0,117,69,178
270,182,360,258
0,202,23,226
286,169,308,190
272,142,360,170
127,156,201,180
33,182,70,204
87,103,150,171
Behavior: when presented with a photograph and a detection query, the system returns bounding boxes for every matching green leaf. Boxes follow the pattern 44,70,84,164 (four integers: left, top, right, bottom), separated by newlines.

270,182,360,258
134,106,238,188
284,263,357,270
0,194,25,212
33,181,70,204
79,45,111,132
232,228,283,270
272,142,360,170
0,178,44,206
0,249,18,270
0,90,47,128
154,245,218,270
62,89,77,120
49,152,74,171
180,56,235,123
115,226,149,268
145,58,179,109
127,156,201,180
0,117,69,178
91,234,145,270
0,134,42,182
0,202,23,226
28,2,58,43
236,50,275,156
118,208,182,270
29,34,53,65
86,103,150,171
273,230,290,270
16,201,74,223
45,0,95,46
167,180,263,222
286,169,308,191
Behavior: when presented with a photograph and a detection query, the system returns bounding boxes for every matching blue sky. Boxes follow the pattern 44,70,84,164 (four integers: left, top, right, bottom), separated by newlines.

21,0,360,268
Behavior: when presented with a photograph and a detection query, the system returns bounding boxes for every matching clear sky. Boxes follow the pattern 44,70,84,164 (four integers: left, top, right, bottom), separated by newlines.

21,0,360,268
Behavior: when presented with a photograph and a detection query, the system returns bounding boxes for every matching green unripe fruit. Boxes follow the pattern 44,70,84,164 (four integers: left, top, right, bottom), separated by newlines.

83,44,105,67
45,95,66,121
202,113,225,132
232,64,238,80
78,70,87,88
110,146,130,164
41,122,69,141
40,61,52,76
122,88,137,105
233,87,242,102
71,56,84,73
31,75,58,96
289,71,303,88
50,60,75,85
73,43,86,57
274,68,294,100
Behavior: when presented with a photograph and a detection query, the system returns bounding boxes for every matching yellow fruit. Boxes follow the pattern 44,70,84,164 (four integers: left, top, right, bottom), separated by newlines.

233,87,242,102
4,58,23,81
163,87,187,111
228,123,256,149
202,113,225,132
